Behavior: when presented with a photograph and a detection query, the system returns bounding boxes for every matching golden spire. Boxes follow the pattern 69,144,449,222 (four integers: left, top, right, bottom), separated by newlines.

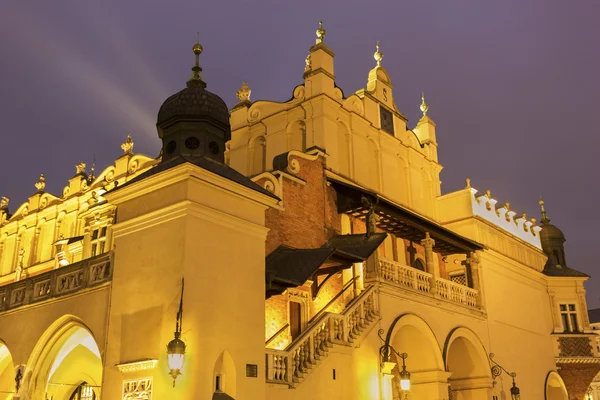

187,32,206,88
316,21,326,44
374,41,383,66
539,196,550,224
420,92,429,116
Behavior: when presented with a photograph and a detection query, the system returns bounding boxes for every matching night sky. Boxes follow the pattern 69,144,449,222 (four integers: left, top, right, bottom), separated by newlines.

1,2,599,306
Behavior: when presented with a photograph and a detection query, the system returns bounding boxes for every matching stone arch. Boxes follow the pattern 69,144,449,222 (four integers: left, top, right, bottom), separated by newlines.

24,315,102,400
336,121,351,176
385,314,447,399
366,137,381,191
0,340,15,400
249,135,266,176
213,351,236,399
545,371,568,400
286,120,306,152
444,327,493,399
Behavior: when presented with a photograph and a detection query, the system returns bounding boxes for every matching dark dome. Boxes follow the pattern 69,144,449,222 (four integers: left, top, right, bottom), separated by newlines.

157,86,230,128
539,223,565,242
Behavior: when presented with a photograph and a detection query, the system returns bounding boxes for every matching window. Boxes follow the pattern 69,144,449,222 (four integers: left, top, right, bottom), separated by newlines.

90,226,107,257
413,258,425,272
69,382,96,400
560,304,579,333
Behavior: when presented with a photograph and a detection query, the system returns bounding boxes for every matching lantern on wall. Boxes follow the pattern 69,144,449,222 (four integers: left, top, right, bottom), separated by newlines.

167,278,186,386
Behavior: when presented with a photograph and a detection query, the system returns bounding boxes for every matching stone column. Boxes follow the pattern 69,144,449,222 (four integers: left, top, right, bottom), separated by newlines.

29,224,42,266
421,232,437,295
547,288,562,332
12,234,22,272
577,287,591,331
465,251,486,311
364,213,381,283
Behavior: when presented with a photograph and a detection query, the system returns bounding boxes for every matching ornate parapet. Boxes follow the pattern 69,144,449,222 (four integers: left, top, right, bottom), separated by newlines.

0,252,112,313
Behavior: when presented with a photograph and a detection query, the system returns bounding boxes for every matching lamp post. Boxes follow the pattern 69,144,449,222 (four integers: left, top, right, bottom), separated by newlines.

489,353,520,400
378,328,411,397
167,278,186,387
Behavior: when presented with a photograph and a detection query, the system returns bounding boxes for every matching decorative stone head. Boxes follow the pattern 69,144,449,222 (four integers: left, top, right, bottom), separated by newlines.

35,174,46,192
76,162,87,175
121,134,134,155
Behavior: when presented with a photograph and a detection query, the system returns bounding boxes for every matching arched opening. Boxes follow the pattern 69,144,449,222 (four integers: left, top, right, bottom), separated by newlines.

0,341,15,400
25,316,102,400
213,351,236,400
68,382,96,400
336,122,350,176
444,327,493,399
250,136,266,176
287,120,306,152
545,371,568,400
387,314,448,399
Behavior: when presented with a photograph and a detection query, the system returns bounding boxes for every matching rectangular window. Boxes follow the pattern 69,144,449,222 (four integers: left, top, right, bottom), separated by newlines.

90,226,108,257
560,303,579,333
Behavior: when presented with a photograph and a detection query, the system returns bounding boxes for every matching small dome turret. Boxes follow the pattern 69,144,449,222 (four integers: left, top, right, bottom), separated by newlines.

156,36,231,163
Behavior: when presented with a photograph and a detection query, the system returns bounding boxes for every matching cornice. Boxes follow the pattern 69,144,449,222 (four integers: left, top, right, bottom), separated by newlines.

116,359,158,373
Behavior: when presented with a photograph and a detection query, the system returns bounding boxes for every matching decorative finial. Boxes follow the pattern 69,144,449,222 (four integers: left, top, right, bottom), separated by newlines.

235,81,251,103
304,53,312,73
505,202,510,211
374,41,383,66
89,155,96,182
486,189,491,198
187,33,206,89
35,174,46,192
539,196,550,224
121,134,134,155
0,197,8,209
316,21,326,44
420,92,429,116
75,162,86,175
465,177,471,188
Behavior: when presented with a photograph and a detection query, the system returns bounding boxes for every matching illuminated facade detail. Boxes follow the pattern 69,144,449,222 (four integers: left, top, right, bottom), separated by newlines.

0,24,597,400
116,360,159,374
122,378,152,400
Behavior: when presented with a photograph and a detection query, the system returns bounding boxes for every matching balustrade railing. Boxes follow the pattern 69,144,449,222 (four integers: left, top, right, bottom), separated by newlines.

378,258,479,308
266,285,378,386
0,252,112,312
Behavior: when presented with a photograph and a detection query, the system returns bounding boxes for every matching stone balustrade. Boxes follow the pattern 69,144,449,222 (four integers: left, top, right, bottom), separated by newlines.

378,258,479,309
266,285,378,386
0,252,112,313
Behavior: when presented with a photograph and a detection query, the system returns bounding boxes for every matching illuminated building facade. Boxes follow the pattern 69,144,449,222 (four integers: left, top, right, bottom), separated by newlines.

0,24,598,400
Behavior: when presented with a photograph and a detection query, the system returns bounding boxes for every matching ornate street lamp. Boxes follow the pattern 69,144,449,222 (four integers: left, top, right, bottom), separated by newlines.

490,353,520,400
167,278,186,387
378,328,411,395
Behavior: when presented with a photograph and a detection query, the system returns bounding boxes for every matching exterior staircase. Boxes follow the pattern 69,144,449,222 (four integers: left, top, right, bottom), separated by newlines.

265,285,379,387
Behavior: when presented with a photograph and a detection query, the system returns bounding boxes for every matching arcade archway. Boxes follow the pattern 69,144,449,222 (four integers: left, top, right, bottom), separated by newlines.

0,341,15,400
24,316,103,400
545,371,568,400
444,327,493,400
387,314,448,399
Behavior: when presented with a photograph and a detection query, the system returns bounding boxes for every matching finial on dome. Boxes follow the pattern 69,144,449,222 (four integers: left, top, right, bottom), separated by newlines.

89,155,96,182
187,33,206,89
420,92,429,116
236,81,251,103
316,21,326,44
374,41,383,66
539,195,550,224
35,174,46,192
465,177,471,189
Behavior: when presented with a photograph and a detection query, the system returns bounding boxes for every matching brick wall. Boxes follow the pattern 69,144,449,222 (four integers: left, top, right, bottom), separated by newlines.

557,362,600,399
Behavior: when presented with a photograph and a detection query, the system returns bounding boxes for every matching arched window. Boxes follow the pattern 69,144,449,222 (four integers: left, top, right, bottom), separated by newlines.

69,382,96,400
413,258,425,272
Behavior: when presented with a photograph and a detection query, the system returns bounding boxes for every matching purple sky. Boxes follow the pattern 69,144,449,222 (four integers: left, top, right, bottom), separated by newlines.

1,1,599,307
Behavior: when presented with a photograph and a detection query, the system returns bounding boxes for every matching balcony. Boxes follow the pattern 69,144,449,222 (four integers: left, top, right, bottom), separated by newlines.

0,252,112,313
377,258,479,309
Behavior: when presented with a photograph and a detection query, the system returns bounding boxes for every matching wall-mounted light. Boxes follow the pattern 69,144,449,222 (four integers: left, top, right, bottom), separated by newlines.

378,328,411,397
490,353,520,400
167,278,186,387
